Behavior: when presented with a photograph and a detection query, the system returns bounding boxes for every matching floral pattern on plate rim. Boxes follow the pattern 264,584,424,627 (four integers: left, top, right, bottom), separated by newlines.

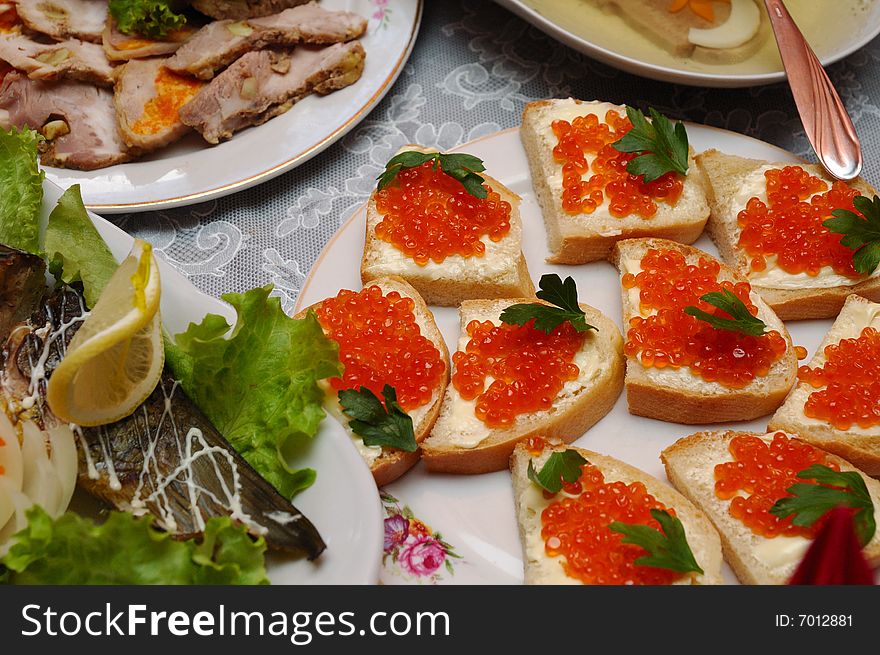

371,0,391,28
381,492,462,582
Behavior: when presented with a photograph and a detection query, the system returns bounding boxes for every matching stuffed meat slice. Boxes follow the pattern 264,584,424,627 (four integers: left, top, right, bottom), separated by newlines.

0,31,113,85
0,71,130,169
14,0,106,43
179,41,365,144
166,2,367,79
114,57,204,151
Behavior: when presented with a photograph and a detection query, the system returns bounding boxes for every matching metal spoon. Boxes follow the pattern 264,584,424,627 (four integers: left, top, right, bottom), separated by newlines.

763,0,862,180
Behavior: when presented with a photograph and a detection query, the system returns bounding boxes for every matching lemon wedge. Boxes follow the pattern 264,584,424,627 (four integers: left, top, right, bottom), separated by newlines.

47,239,164,427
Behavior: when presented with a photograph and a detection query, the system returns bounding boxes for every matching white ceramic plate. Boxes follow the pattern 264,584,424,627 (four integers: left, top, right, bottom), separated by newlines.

44,0,421,213
42,178,383,584
494,0,880,87
294,124,843,585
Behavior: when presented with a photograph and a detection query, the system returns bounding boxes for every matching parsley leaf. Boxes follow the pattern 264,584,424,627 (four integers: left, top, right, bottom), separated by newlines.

338,385,417,452
683,289,767,337
609,509,704,575
611,106,690,183
376,150,488,198
823,194,880,275
499,273,597,334
527,450,588,494
770,464,876,547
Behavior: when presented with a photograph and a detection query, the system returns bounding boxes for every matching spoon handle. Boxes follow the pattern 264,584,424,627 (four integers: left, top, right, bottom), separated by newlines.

763,0,862,180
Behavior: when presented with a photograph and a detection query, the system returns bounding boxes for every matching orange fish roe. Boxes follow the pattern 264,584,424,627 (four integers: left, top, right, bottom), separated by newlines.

373,161,511,265
131,68,204,136
798,327,880,430
524,436,548,457
315,286,446,411
541,464,681,585
451,319,585,428
551,110,683,218
715,433,838,539
737,166,863,278
622,248,788,388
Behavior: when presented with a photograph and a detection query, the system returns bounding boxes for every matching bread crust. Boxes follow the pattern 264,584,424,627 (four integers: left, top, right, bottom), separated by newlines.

510,441,724,585
296,276,449,486
696,149,880,320
521,99,709,264
610,237,797,423
360,146,535,306
662,430,880,584
421,299,625,474
768,294,880,477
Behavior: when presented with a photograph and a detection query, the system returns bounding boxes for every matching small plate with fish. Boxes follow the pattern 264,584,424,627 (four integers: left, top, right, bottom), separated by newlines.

0,0,421,211
0,133,383,584
494,0,880,87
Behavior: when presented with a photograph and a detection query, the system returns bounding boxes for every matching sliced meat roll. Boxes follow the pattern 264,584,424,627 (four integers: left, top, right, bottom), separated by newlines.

103,18,197,61
0,71,131,169
179,40,365,144
191,0,309,21
15,0,106,43
167,2,367,80
114,58,203,151
0,31,113,85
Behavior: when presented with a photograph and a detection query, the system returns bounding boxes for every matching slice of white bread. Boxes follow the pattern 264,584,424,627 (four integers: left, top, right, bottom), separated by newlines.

296,276,449,486
421,298,624,474
610,237,797,423
769,294,880,476
591,0,768,64
360,145,534,306
510,440,723,585
520,98,709,264
662,430,880,584
696,149,880,320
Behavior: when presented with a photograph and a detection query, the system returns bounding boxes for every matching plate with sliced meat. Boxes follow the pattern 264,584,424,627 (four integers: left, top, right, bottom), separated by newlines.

0,0,421,211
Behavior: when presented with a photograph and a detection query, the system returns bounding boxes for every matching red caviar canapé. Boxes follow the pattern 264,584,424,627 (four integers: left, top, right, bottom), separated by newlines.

374,160,511,266
737,166,863,278
622,248,788,388
551,110,683,218
715,433,838,539
451,319,585,428
540,462,681,585
798,327,880,430
315,286,445,411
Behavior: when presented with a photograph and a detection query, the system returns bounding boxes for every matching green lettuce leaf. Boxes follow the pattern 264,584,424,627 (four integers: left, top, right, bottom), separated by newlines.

44,185,118,308
1,507,268,585
0,127,44,254
109,0,187,39
166,285,341,499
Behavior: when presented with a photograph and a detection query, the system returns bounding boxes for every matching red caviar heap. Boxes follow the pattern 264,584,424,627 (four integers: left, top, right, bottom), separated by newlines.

737,165,863,278
315,286,446,411
622,248,788,388
541,463,681,585
798,327,880,430
551,110,683,218
373,161,511,265
715,433,838,539
451,319,585,428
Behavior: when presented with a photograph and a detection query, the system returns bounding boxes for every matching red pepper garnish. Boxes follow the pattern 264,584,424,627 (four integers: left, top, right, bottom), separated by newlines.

789,507,875,585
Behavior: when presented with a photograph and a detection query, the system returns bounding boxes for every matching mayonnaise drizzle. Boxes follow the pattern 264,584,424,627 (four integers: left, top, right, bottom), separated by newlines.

20,294,88,412
119,379,266,536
